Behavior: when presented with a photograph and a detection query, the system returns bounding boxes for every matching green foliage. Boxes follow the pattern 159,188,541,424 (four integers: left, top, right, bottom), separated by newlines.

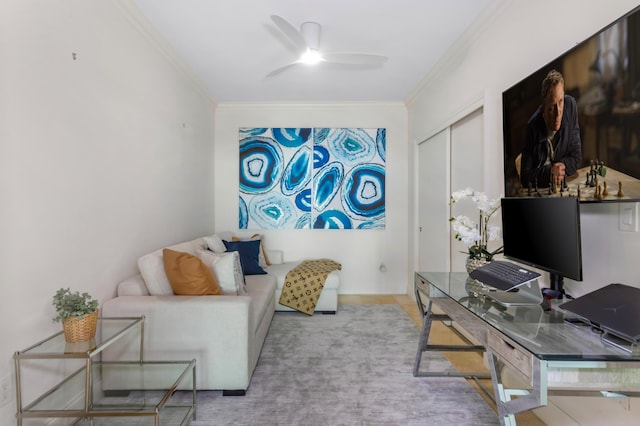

466,243,504,261
52,288,98,322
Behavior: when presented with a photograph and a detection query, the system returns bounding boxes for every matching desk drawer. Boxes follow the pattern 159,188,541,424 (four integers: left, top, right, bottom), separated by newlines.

488,328,533,384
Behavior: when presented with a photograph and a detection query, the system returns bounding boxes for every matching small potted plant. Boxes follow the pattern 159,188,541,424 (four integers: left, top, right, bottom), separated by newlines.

52,288,99,343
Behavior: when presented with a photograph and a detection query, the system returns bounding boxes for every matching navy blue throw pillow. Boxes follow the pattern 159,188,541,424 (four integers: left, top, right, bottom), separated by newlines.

223,239,267,275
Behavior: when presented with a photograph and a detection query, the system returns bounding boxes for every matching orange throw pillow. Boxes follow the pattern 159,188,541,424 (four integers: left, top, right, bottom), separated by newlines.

162,249,221,295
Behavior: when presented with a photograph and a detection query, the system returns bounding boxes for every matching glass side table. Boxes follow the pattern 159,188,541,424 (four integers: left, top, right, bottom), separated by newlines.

14,316,196,426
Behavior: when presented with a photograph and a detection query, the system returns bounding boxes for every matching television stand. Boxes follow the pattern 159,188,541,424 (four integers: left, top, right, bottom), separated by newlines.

486,280,543,307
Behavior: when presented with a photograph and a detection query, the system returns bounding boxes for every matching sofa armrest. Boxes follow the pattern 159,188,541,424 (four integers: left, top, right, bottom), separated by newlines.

101,295,253,390
266,249,283,265
117,274,150,296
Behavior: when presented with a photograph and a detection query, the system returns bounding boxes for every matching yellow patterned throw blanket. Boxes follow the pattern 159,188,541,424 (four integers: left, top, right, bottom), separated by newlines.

278,259,342,315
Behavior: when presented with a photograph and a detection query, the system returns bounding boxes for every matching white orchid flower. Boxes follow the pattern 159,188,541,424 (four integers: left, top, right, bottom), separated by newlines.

451,215,481,244
450,187,474,204
487,224,501,241
449,188,504,260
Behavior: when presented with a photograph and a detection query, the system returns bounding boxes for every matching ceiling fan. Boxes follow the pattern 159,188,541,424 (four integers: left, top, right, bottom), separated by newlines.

267,15,388,77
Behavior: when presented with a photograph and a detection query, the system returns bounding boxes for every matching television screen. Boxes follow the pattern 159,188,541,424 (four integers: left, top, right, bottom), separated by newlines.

503,6,640,202
501,196,582,298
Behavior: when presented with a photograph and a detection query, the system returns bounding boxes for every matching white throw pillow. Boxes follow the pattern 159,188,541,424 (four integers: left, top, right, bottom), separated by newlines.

138,239,205,296
204,234,227,253
197,249,246,295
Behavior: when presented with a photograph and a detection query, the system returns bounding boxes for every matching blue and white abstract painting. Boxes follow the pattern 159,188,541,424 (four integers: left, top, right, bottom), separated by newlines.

239,127,385,230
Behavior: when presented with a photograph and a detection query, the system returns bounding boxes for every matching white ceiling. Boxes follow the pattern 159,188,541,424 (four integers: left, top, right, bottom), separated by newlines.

130,0,497,103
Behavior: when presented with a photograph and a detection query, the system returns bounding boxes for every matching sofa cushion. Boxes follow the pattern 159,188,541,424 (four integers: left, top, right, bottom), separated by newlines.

138,238,207,295
197,249,247,295
245,274,277,332
163,249,221,296
223,239,267,275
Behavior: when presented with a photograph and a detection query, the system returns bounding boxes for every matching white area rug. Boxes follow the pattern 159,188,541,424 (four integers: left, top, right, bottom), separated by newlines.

186,304,498,425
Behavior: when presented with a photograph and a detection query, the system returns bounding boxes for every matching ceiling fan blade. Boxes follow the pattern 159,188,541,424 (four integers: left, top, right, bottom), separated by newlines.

266,62,301,78
323,53,388,66
271,15,308,55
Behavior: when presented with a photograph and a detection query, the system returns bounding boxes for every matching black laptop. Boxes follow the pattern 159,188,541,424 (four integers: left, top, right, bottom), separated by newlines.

559,283,640,344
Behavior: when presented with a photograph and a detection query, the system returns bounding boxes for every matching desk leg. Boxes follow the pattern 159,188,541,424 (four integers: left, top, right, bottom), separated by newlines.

413,299,433,376
488,352,547,426
414,283,426,318
413,299,490,379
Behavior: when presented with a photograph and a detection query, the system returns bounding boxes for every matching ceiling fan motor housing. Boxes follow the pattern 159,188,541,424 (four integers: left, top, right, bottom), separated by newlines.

301,22,321,50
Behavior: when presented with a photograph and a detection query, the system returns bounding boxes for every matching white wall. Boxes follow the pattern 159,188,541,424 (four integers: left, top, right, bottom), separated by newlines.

408,0,640,423
214,103,410,295
409,0,640,294
0,1,215,423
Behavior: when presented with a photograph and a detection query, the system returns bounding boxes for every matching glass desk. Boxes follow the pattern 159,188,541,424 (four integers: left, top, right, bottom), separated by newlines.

14,317,196,426
414,272,640,426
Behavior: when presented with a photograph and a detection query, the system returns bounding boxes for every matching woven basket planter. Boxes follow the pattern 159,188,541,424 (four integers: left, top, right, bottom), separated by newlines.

62,309,99,343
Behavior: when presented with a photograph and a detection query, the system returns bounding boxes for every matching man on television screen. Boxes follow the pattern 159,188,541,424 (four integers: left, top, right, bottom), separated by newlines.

520,70,582,189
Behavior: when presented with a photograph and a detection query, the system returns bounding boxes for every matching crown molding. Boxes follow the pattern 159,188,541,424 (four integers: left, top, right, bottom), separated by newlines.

406,0,510,105
216,101,406,110
113,0,217,107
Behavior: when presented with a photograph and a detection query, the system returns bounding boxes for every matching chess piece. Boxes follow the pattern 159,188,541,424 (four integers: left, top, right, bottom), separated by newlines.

599,161,607,177
585,163,592,186
577,185,581,199
602,181,608,197
618,181,625,197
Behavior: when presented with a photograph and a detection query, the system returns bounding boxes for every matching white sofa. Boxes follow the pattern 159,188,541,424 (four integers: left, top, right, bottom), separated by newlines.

101,233,340,395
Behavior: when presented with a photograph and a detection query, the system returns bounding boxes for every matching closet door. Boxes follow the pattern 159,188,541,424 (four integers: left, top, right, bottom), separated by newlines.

449,108,484,271
417,129,450,271
417,107,484,273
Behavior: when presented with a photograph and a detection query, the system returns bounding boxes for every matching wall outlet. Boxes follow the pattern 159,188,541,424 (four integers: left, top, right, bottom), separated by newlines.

0,374,13,407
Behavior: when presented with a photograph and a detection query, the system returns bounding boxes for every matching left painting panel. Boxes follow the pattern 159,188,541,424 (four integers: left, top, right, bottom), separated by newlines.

239,128,313,229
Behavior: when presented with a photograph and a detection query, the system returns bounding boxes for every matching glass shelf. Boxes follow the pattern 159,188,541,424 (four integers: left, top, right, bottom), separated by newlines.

15,317,144,359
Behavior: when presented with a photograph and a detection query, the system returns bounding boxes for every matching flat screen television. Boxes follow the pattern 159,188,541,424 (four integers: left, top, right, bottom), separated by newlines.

502,5,640,203
501,196,583,299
